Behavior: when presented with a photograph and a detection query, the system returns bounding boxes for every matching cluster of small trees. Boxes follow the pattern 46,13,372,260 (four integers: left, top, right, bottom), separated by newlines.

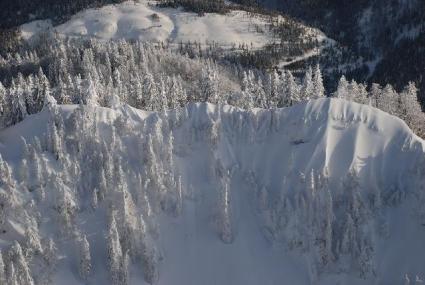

334,76,425,136
248,166,381,279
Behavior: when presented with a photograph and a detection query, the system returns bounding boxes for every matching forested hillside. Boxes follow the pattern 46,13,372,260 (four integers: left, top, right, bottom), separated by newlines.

256,0,425,105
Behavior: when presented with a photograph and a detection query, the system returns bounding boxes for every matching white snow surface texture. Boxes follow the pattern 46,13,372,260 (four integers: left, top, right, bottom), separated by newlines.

20,1,277,48
0,98,425,284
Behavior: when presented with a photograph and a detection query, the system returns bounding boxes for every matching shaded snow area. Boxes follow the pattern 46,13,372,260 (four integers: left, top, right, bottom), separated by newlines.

20,1,276,48
0,98,425,284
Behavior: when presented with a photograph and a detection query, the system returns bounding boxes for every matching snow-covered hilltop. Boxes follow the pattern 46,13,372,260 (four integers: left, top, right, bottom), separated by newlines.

20,0,328,63
21,1,274,47
0,98,424,284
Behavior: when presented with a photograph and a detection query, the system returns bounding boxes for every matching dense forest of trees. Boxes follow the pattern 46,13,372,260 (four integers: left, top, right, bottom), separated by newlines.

0,35,423,136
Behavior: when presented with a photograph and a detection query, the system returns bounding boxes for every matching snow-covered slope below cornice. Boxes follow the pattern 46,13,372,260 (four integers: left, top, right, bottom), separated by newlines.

0,99,424,284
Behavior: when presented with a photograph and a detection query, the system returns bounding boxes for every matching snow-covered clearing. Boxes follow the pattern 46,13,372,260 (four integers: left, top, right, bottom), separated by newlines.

21,1,276,48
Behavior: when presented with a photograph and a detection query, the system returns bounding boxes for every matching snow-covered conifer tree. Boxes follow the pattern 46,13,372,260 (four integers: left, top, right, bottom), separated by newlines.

301,66,314,101
8,241,34,285
85,75,100,106
218,180,233,243
24,226,43,256
312,65,325,99
174,175,183,217
19,158,29,183
335,76,349,99
78,234,92,280
0,250,5,285
0,153,13,187
0,82,7,128
120,251,130,285
369,83,382,108
91,188,99,210
285,70,300,106
401,82,423,134
340,213,355,255
241,71,255,109
107,213,123,285
8,263,18,285
43,238,58,268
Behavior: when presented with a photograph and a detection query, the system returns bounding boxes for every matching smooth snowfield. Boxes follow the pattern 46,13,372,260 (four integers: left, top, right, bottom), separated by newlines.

0,99,424,284
20,1,276,48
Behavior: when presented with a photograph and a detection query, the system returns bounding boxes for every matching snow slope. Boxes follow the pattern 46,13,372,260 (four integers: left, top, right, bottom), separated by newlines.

20,1,276,48
0,98,424,284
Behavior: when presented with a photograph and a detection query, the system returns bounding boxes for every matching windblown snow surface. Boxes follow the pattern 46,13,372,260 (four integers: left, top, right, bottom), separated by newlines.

0,98,425,284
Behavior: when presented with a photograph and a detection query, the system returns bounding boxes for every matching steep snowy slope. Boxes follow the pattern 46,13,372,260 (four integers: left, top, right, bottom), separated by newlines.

0,98,424,284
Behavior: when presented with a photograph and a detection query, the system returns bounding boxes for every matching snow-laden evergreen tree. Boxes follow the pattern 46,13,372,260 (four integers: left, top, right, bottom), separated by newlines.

107,213,123,285
0,82,6,128
24,226,43,256
19,158,29,182
335,76,349,99
85,75,100,106
91,188,99,210
369,83,382,108
218,179,233,243
312,64,325,99
400,82,424,135
315,170,334,267
0,151,11,182
51,176,76,236
201,66,220,103
301,66,314,101
78,234,92,280
120,251,130,285
8,263,18,285
0,250,5,285
43,238,58,268
380,84,398,116
254,78,268,108
268,69,280,108
340,213,356,255
174,175,183,217
139,214,159,285
285,70,300,106
8,241,34,285
241,71,255,109
142,71,159,111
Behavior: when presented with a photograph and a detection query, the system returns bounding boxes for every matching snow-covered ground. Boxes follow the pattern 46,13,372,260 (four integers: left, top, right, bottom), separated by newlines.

0,99,424,284
20,1,276,48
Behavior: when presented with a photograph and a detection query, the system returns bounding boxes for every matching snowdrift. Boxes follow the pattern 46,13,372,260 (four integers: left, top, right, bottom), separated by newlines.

0,98,424,285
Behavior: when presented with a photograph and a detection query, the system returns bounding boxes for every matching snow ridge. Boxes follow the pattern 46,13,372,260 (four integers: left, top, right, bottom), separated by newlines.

0,98,424,284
